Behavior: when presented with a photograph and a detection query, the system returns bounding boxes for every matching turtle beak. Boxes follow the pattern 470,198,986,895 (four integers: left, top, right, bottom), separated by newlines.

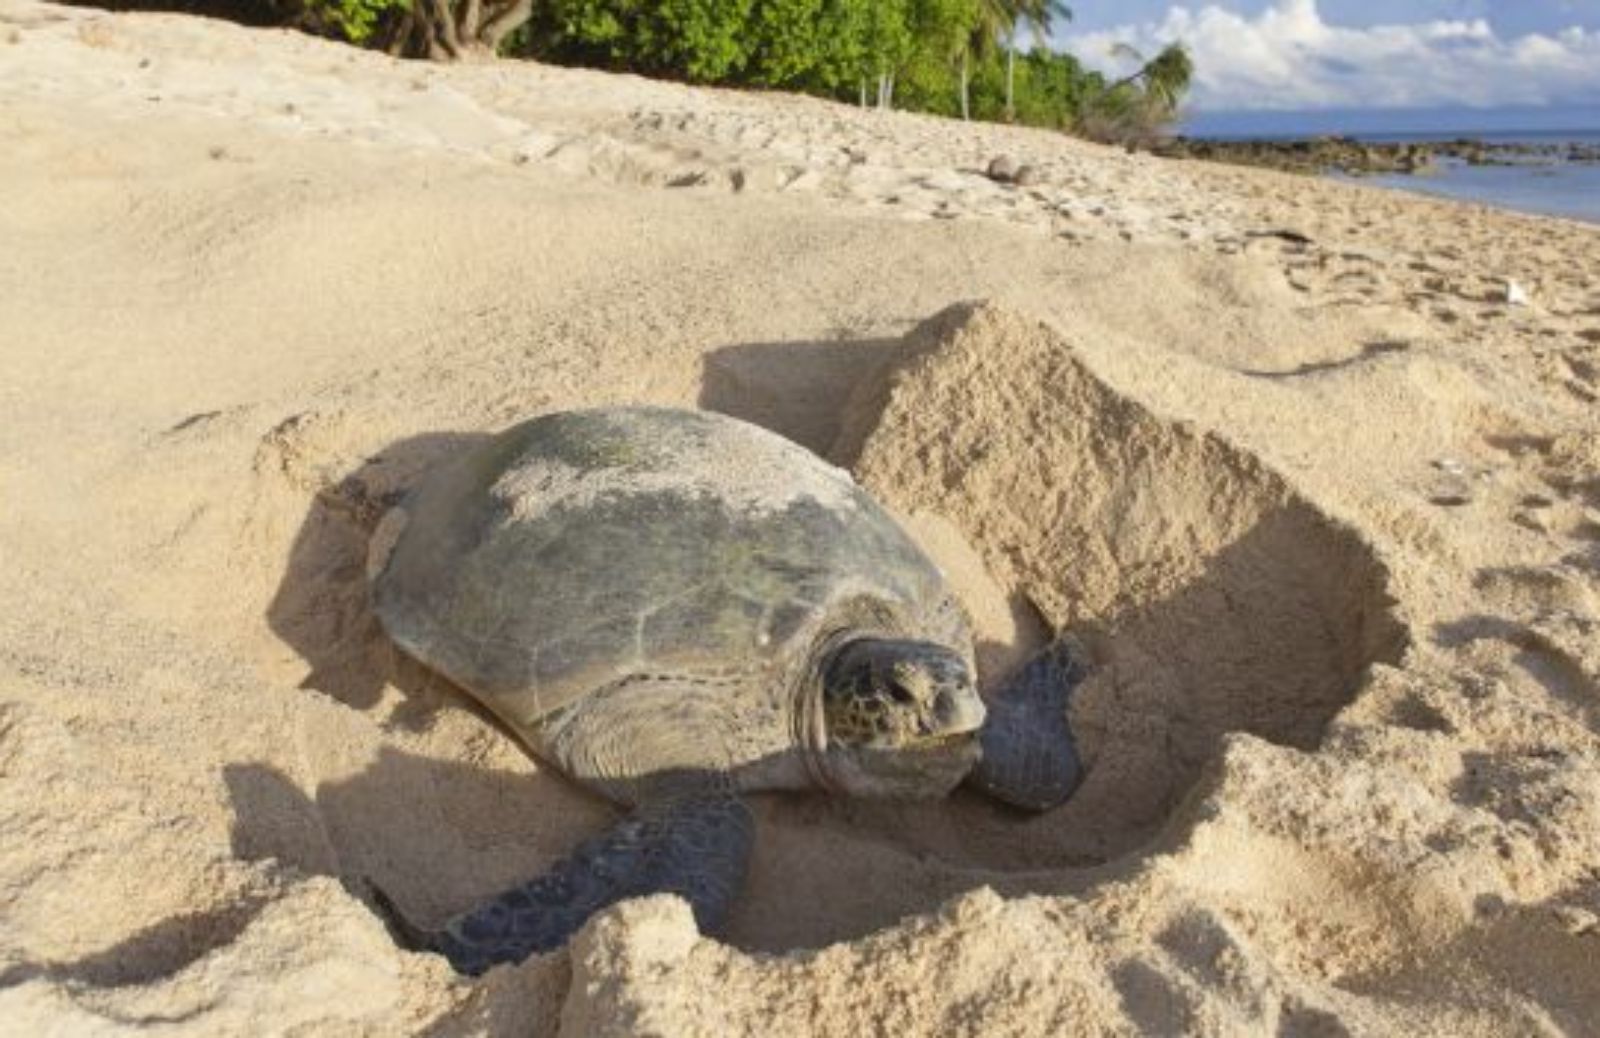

932,688,986,738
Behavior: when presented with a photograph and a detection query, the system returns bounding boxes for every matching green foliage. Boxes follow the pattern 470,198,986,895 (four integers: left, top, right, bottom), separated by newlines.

1077,42,1194,142
1136,41,1194,112
654,0,756,81
860,0,914,79
528,0,753,81
745,0,827,86
1011,48,1096,128
296,0,408,43
809,0,872,91
512,0,1191,138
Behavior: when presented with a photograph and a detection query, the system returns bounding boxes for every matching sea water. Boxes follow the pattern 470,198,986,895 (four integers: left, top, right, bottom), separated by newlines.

1183,109,1600,225
1353,130,1600,224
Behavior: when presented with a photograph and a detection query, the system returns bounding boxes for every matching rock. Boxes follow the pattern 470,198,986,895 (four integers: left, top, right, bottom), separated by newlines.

1013,164,1042,187
986,155,1020,183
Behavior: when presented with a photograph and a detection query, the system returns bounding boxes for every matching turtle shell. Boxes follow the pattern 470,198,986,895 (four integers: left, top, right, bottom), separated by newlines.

370,407,961,754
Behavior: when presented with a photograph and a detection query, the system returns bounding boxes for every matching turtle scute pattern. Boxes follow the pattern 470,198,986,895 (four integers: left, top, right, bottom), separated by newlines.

364,406,1084,974
371,407,960,778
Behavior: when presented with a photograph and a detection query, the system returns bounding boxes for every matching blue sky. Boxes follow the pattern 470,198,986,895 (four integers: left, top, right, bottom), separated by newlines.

1068,2,1600,37
1057,0,1600,112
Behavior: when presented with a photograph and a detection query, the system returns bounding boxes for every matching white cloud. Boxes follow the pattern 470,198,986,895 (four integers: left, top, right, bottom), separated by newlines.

1060,0,1600,110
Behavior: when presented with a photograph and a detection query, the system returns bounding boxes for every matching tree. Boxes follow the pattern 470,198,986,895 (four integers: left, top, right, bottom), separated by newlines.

811,0,873,96
286,0,1147,139
903,0,979,118
398,0,535,57
952,0,1006,120
962,0,1012,121
747,0,828,86
1010,46,1091,128
293,0,532,57
1107,40,1193,112
525,0,754,80
857,0,913,108
1078,41,1194,142
1004,0,1068,119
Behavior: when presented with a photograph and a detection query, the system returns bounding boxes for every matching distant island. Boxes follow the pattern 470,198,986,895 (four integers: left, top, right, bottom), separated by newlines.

1150,136,1600,177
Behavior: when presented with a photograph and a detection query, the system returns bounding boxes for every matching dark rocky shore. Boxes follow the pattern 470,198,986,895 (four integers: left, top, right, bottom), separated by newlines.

1149,135,1600,176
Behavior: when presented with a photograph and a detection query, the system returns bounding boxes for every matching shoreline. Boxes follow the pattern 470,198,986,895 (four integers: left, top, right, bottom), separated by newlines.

1149,136,1600,224
1153,134,1600,173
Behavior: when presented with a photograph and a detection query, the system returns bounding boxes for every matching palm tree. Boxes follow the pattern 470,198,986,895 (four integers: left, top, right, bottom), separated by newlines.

953,0,1011,121
954,0,1008,120
1080,41,1194,142
1107,40,1194,116
1005,0,1070,120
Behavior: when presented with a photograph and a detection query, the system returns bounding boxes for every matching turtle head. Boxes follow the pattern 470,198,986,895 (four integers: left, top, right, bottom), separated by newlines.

815,637,985,798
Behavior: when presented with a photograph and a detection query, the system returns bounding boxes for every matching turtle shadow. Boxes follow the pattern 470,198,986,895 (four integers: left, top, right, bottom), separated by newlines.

221,748,1045,960
223,752,613,928
265,431,491,726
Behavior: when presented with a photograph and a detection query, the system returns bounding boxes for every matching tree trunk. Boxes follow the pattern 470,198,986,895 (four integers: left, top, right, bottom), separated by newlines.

859,79,867,108
384,0,532,60
478,0,531,52
1004,34,1015,121
959,49,969,121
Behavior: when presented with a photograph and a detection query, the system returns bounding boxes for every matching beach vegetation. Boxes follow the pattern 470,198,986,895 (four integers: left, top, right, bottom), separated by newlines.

1076,42,1195,142
283,0,1190,137
287,0,533,56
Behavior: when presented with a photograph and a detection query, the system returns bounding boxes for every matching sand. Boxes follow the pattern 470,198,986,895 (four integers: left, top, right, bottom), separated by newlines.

1,1,1598,1033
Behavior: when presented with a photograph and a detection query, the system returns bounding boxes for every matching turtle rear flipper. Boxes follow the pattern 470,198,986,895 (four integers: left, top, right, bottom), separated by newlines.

967,642,1086,812
371,795,754,976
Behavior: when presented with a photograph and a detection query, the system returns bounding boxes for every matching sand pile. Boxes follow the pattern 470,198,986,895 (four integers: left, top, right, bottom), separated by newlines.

839,304,1407,865
2,2,1598,1034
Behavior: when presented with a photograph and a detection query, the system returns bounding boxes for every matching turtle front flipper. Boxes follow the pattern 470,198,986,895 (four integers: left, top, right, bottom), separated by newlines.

966,642,1086,812
371,795,754,976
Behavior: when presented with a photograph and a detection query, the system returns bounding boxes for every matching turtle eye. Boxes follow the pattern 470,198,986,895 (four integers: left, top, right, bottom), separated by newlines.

886,681,916,705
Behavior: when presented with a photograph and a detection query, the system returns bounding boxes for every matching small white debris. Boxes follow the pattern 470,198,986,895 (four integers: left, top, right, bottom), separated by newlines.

1553,905,1598,936
1504,279,1530,307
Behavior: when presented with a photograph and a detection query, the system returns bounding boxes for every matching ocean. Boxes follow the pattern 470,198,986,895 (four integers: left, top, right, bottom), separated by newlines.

1181,108,1600,225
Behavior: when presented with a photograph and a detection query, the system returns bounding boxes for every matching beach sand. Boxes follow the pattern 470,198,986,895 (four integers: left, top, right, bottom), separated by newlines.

1,2,1598,1033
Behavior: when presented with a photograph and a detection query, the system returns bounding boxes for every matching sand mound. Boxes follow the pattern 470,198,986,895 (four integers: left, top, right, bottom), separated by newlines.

838,303,1406,864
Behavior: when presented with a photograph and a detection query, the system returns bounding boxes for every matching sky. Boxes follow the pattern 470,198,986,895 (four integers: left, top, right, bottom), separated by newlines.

1056,0,1600,115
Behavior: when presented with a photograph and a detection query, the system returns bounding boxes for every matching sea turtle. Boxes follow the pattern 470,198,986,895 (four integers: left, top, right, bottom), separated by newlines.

368,406,1083,974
